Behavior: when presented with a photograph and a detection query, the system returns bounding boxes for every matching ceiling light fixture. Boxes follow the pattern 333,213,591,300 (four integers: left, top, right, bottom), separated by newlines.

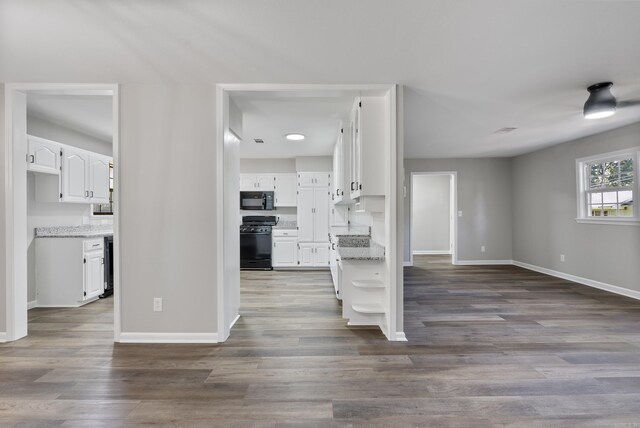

285,133,305,141
584,82,616,120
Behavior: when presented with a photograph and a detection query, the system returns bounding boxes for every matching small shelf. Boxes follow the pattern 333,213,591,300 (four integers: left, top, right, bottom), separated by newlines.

351,304,385,314
352,280,385,289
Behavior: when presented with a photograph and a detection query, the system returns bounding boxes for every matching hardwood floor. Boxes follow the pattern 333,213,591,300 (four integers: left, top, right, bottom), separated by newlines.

2,256,640,426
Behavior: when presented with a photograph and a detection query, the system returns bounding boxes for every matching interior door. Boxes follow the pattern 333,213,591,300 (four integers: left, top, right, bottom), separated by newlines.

89,155,110,203
297,187,315,242
61,147,88,203
313,188,330,242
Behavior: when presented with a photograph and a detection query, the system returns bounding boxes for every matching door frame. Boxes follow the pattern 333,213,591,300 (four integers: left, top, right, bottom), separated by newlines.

3,83,121,342
216,84,403,341
409,171,458,266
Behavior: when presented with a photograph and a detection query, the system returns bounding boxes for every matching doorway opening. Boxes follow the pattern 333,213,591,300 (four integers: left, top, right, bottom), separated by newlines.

410,172,457,267
3,84,120,342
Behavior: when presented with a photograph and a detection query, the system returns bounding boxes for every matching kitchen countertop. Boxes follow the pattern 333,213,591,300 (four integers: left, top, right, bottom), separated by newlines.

273,220,297,230
338,241,385,261
35,224,114,238
330,225,370,237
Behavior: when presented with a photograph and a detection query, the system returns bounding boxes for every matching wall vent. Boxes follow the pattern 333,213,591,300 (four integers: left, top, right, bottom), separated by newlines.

254,138,264,144
494,127,517,134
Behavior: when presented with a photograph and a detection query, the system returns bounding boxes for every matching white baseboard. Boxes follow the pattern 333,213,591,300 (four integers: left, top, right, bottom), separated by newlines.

118,332,219,344
403,261,413,267
393,331,408,341
413,250,451,255
27,300,37,310
513,260,640,301
455,259,514,266
0,332,6,343
229,314,240,330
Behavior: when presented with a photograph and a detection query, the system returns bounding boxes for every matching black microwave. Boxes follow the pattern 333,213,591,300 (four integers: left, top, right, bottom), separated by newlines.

240,191,274,210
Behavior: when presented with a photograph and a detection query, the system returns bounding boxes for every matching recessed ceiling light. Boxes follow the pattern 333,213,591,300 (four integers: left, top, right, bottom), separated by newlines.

285,133,305,141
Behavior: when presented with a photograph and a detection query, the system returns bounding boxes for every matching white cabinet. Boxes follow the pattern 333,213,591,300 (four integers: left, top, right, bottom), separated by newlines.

89,156,111,203
297,187,330,243
61,146,90,203
298,242,330,267
35,237,106,307
332,125,351,204
274,174,297,207
27,135,60,174
349,96,386,199
330,205,349,227
329,236,340,299
298,172,330,188
273,229,298,267
240,174,275,191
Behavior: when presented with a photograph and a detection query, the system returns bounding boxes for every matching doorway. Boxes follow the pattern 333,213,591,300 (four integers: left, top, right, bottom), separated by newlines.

3,84,120,342
410,172,457,267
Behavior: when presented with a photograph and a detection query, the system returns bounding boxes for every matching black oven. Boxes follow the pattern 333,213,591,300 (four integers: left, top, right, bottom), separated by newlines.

240,191,274,211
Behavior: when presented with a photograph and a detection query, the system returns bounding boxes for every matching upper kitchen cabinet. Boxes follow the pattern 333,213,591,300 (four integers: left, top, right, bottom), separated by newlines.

349,96,386,200
27,135,61,174
240,174,275,191
273,173,297,207
332,124,351,205
298,172,331,188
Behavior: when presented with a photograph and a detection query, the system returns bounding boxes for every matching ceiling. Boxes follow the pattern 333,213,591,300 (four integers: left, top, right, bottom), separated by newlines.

27,94,113,143
3,1,640,157
234,96,352,158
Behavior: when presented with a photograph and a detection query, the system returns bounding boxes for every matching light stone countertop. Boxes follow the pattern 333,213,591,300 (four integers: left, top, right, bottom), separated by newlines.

338,241,385,261
273,220,297,230
330,225,371,237
35,224,114,238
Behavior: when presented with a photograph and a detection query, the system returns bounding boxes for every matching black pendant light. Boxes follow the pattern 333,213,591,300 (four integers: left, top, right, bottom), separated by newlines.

583,82,616,119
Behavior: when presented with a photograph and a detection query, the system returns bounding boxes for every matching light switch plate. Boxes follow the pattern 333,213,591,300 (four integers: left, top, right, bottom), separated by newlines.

153,297,162,312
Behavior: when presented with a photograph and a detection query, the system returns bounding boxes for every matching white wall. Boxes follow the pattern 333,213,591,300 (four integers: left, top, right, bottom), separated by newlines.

512,122,640,292
27,115,112,156
404,158,513,264
119,84,218,334
240,158,296,173
295,156,332,172
412,174,450,253
0,84,6,333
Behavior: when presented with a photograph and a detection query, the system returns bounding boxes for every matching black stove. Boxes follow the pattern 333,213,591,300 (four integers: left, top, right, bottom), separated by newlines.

240,216,277,270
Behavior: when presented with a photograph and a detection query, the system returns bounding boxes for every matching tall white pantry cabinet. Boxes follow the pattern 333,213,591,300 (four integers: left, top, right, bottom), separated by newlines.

297,172,331,267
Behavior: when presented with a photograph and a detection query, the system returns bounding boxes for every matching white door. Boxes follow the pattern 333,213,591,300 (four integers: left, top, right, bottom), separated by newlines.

331,205,349,227
313,188,330,242
274,174,297,207
255,175,275,191
61,147,89,203
84,251,104,300
272,237,298,267
298,243,315,267
297,187,315,242
315,243,330,266
27,136,60,174
89,155,110,203
298,172,316,188
239,174,256,190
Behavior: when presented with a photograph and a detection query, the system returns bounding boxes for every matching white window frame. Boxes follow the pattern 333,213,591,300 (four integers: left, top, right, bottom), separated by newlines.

576,146,640,225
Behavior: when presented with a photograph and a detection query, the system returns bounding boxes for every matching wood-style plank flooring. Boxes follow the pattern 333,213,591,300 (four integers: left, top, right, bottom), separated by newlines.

2,256,640,426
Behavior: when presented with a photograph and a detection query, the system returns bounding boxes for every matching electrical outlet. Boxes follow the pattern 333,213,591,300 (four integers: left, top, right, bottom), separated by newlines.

560,254,565,262
153,297,163,312
481,246,486,253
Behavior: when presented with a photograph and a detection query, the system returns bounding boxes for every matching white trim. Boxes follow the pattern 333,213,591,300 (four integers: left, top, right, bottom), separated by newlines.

403,261,413,267
229,314,240,330
30,304,83,308
455,259,514,266
0,332,6,342
513,261,640,301
413,250,451,255
118,332,219,344
27,300,37,310
4,83,121,343
392,331,408,341
576,219,640,226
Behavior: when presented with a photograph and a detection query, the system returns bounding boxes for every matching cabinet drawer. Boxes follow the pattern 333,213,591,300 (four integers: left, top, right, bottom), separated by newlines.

83,239,104,252
273,229,298,237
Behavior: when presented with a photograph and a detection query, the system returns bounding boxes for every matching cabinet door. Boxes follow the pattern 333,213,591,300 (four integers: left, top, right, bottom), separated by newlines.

272,237,298,267
350,99,361,199
27,136,60,174
89,155,110,203
255,175,275,191
313,188,330,242
298,243,315,267
297,172,316,188
331,205,349,227
314,172,331,189
84,251,104,300
239,174,256,190
297,187,315,242
315,243,330,266
274,174,297,207
333,140,341,199
61,147,89,203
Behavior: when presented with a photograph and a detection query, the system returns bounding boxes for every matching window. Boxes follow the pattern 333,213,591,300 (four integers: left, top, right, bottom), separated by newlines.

576,147,639,224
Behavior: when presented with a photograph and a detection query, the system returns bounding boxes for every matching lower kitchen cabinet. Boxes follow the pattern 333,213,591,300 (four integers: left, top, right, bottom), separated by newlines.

35,237,106,307
298,242,330,267
272,236,298,267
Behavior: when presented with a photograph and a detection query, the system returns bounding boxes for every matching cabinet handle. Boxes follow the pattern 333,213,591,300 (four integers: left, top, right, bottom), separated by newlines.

273,242,276,248
332,243,335,250
350,182,355,191
90,191,94,197
27,154,35,163
85,191,89,197
92,243,100,247
101,258,104,264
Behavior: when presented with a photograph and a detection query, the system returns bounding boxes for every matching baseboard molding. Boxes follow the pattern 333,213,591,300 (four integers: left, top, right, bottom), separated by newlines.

393,331,408,341
403,261,413,267
0,332,6,343
413,250,451,255
229,314,240,330
513,260,640,301
118,332,219,344
455,259,514,266
27,300,37,310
